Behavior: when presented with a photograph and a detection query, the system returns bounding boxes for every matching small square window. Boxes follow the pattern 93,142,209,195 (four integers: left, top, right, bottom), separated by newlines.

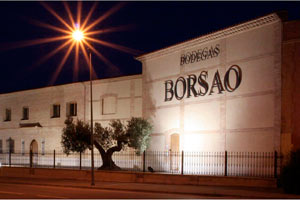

22,107,29,120
4,108,11,121
52,104,60,118
102,96,116,115
67,102,77,117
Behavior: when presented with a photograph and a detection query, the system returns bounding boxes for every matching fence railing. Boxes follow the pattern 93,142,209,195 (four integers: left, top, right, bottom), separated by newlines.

0,150,279,178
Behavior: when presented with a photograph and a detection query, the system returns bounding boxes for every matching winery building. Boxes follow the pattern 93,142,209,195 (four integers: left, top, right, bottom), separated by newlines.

0,13,299,161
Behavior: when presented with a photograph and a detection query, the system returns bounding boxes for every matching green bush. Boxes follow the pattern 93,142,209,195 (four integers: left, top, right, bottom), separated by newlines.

279,150,300,194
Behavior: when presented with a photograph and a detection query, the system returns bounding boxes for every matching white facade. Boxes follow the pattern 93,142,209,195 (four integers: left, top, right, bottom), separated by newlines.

0,13,282,154
0,75,142,153
137,13,282,153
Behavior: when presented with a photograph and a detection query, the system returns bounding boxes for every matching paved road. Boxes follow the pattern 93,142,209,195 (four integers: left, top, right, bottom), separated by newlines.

0,182,226,199
0,176,298,199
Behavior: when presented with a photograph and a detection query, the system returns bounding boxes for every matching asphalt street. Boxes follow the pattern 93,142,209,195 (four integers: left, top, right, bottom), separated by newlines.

0,182,227,199
0,176,299,199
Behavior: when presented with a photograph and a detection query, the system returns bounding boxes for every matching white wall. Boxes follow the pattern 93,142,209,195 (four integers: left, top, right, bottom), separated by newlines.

138,14,282,153
0,75,142,153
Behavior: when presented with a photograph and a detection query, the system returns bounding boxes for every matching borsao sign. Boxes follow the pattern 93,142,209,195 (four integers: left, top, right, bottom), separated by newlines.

164,65,242,101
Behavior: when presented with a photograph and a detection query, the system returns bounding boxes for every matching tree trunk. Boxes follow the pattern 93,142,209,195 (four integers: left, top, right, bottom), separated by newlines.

97,152,121,170
94,140,124,170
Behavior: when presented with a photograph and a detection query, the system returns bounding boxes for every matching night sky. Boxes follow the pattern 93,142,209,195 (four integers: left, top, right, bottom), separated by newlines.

0,1,299,94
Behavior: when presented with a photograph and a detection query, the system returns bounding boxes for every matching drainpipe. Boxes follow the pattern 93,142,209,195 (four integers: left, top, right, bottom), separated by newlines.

80,82,87,122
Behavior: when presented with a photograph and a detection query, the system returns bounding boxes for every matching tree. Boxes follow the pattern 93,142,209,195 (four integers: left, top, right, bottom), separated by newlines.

61,117,152,170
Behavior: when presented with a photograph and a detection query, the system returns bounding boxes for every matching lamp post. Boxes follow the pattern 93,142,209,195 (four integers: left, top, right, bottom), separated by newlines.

72,28,95,186
89,50,95,186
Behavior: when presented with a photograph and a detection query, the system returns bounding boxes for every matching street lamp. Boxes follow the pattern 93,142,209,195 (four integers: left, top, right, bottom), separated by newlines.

72,29,95,186
89,50,95,186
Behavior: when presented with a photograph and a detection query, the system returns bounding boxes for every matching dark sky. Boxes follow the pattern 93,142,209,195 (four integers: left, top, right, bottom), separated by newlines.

0,1,299,94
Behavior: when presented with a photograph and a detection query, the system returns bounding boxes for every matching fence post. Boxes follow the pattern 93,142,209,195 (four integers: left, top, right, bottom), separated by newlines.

181,150,184,175
274,151,278,178
80,151,82,170
30,150,33,168
143,151,146,172
9,149,11,167
224,151,228,176
53,149,56,169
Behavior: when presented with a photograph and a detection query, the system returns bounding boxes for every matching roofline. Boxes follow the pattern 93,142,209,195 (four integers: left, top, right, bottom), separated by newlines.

135,12,281,62
0,74,142,97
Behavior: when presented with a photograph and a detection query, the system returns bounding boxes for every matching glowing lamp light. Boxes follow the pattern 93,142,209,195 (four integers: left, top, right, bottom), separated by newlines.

72,30,84,41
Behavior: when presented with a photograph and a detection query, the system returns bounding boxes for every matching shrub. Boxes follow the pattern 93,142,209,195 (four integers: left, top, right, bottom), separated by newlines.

279,149,300,194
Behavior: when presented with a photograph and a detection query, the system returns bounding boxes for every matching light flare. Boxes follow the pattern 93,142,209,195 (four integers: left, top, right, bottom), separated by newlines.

77,1,82,29
72,30,84,41
85,36,142,55
83,40,120,75
40,2,74,32
82,2,126,32
32,39,73,69
84,24,136,36
81,2,98,30
2,1,142,85
63,1,76,29
28,18,72,35
49,41,76,85
79,41,98,79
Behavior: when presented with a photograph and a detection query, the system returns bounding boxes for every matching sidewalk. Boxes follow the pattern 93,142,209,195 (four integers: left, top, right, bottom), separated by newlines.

0,176,299,199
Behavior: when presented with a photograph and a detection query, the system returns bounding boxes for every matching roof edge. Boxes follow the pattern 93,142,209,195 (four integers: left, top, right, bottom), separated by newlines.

135,13,281,62
0,74,142,97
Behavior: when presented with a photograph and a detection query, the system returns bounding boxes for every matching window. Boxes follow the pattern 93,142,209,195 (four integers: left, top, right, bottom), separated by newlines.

4,108,11,121
22,107,29,120
0,140,2,154
21,140,25,155
51,104,60,118
41,140,45,155
67,102,77,117
6,138,14,153
102,96,117,115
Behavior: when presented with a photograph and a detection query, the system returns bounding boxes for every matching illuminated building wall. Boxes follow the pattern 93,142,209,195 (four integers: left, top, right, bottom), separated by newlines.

0,75,142,153
137,13,282,153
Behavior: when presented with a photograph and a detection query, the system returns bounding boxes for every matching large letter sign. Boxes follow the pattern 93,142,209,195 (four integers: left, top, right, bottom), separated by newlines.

209,70,225,95
164,65,242,102
224,65,242,92
174,77,186,100
164,80,174,101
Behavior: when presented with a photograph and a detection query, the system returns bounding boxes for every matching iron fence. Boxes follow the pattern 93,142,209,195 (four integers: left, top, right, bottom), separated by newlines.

0,150,279,178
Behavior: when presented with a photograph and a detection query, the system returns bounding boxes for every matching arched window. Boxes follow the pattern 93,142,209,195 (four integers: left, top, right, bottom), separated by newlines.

6,138,14,153
30,140,38,154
